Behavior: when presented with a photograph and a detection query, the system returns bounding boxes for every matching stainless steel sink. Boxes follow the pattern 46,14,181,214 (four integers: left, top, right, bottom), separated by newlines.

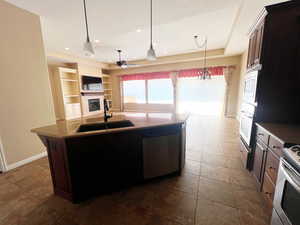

77,120,134,132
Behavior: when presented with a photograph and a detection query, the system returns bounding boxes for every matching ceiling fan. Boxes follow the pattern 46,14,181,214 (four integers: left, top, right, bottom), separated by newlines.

116,50,138,68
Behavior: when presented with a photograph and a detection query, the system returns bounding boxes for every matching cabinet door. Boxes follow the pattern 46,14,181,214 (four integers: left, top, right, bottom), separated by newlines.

254,22,265,66
252,140,267,189
247,20,265,70
247,33,256,69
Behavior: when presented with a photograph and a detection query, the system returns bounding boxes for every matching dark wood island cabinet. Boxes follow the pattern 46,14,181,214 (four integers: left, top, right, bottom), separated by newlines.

32,113,187,203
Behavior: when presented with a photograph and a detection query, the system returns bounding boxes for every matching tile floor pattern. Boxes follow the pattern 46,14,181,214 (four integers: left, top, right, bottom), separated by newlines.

0,116,271,225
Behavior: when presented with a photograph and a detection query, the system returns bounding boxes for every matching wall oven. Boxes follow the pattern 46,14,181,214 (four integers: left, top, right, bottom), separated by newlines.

272,158,300,225
240,103,255,146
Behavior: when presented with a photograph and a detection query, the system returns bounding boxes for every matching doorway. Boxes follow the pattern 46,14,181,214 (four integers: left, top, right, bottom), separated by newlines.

177,76,226,116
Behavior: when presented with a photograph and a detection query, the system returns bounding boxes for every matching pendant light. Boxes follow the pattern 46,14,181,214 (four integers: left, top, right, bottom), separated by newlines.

147,0,157,60
194,35,211,80
83,0,95,56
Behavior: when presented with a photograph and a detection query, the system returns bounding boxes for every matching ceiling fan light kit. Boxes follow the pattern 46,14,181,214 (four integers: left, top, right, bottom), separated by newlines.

83,0,95,57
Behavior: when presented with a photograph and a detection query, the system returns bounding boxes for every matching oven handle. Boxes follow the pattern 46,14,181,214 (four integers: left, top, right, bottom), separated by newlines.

281,159,300,193
241,112,254,119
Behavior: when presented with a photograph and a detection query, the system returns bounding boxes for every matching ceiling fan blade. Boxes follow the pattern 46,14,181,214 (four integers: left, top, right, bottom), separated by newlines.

126,64,139,67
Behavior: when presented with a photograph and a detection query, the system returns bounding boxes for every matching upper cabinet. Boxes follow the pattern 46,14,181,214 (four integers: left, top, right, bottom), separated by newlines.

76,63,102,77
247,13,266,71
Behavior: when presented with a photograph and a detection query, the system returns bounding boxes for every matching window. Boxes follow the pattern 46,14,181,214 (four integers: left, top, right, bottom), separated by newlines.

177,76,226,115
122,78,173,105
123,80,146,103
148,79,173,104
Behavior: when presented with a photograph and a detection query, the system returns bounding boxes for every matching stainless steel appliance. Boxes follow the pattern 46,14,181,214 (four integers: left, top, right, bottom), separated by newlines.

243,70,258,104
272,146,300,225
240,103,255,146
239,71,258,169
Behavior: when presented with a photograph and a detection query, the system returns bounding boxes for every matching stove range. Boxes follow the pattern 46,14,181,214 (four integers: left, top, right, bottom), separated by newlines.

283,145,300,173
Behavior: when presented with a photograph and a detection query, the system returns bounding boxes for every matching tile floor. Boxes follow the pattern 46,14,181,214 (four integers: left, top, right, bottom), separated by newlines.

0,116,270,225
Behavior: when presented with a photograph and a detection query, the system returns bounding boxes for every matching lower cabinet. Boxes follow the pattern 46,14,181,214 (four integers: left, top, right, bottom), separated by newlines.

252,124,283,214
252,140,267,189
262,172,275,208
43,123,185,203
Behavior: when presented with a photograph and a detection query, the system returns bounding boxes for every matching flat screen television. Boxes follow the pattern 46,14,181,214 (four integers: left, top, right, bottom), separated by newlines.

81,75,103,92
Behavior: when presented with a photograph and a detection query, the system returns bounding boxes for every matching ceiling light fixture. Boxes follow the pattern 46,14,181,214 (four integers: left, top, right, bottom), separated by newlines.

83,0,95,56
194,35,211,80
94,39,100,43
65,47,70,51
147,0,157,61
136,29,142,33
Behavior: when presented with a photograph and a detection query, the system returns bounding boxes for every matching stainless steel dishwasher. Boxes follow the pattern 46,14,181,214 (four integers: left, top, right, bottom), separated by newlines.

142,125,183,179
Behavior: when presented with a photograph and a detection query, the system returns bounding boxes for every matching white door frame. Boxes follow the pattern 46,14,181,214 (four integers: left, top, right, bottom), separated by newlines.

0,137,7,172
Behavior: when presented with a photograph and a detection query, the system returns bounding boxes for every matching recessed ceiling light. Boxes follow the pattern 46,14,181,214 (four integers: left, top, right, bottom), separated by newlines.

65,47,70,50
136,29,142,33
94,39,100,43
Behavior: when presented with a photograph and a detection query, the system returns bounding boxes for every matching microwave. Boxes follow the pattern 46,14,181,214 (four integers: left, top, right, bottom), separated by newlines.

243,70,258,105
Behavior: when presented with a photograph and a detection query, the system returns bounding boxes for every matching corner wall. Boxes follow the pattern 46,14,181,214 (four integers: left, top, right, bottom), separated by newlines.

0,1,55,169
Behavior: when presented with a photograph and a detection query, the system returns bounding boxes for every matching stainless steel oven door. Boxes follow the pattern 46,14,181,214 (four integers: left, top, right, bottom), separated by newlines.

240,103,255,145
273,159,300,225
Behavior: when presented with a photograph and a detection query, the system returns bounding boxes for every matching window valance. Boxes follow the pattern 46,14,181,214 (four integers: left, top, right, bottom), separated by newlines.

121,66,226,81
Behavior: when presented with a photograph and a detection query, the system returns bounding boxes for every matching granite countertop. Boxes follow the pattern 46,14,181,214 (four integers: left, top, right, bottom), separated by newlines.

256,122,300,145
31,112,189,138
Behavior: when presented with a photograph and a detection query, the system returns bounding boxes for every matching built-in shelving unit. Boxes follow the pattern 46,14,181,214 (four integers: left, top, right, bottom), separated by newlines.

101,73,113,108
50,67,82,120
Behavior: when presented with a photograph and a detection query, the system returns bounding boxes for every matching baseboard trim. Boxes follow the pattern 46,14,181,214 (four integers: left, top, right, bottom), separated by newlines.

6,151,48,171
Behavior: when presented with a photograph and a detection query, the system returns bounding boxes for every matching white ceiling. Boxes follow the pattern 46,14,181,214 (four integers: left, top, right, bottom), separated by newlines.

6,0,287,63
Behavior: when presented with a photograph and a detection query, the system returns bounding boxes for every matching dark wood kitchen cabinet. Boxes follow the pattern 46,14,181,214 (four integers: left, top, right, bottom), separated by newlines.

241,1,300,171
37,122,186,203
247,18,265,70
253,124,284,211
252,139,267,188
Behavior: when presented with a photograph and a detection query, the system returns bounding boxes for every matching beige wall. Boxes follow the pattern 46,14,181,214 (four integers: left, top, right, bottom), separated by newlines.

236,51,248,120
109,55,243,117
0,1,55,168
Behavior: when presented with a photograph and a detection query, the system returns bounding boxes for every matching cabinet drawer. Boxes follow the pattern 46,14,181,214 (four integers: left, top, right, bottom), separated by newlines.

256,126,269,145
268,135,283,157
262,173,275,208
265,150,280,184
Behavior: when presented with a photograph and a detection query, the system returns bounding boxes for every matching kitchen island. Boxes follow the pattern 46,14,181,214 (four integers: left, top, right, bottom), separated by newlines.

32,112,188,202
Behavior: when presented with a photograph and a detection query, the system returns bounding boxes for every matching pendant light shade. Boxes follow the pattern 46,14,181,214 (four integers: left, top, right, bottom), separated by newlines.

84,38,95,56
147,0,157,61
147,44,156,61
83,0,94,56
